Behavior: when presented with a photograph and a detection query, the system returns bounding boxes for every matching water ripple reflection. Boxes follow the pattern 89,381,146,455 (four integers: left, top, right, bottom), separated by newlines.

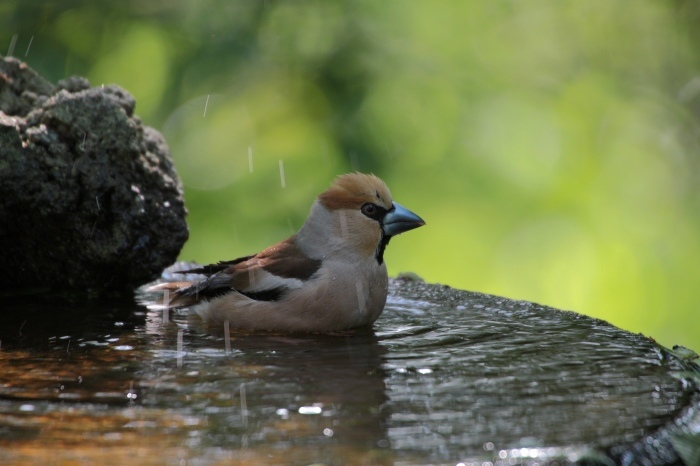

0,281,697,465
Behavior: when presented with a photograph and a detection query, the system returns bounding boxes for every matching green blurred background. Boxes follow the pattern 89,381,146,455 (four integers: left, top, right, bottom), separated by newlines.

4,1,699,351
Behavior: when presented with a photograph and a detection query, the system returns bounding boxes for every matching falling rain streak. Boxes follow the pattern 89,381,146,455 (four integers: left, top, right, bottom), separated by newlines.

240,383,248,427
355,281,365,313
25,35,33,57
7,34,18,56
126,381,137,402
339,211,348,238
247,267,256,287
163,290,170,324
279,160,286,187
203,94,210,117
224,320,231,353
177,328,184,368
349,152,359,171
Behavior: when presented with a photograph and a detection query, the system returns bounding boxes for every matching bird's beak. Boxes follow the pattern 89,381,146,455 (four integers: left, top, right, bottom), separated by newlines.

382,202,425,237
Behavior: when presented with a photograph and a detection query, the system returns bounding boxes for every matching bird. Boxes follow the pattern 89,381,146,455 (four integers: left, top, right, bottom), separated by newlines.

150,173,425,333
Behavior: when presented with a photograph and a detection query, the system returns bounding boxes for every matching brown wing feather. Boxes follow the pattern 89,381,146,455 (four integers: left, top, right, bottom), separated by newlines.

255,238,322,280
176,255,254,277
166,238,322,308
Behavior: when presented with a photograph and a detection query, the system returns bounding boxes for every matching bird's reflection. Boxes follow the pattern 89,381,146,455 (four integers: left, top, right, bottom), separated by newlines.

143,306,393,464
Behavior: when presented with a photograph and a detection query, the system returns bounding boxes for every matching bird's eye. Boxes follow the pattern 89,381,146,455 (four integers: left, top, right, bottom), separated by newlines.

361,203,377,216
361,202,387,221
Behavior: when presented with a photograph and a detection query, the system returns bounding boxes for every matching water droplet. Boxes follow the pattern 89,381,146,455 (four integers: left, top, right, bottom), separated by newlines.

298,406,322,415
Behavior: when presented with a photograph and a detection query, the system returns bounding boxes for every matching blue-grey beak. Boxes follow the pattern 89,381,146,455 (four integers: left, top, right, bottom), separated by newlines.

382,202,425,237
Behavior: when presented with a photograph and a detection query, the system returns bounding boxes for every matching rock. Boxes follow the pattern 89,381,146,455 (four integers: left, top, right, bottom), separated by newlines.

384,279,700,466
0,56,188,292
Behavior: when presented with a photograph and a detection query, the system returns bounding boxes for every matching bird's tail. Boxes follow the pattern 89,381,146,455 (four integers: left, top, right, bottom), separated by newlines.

145,281,198,309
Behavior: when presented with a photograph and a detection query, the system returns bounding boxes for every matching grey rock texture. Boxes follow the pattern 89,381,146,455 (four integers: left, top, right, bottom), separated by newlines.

0,56,188,292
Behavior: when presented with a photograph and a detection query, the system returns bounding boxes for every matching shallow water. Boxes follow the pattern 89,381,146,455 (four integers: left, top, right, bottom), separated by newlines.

0,281,698,465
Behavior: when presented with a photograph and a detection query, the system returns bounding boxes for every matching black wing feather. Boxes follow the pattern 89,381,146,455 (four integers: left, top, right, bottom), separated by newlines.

176,255,255,277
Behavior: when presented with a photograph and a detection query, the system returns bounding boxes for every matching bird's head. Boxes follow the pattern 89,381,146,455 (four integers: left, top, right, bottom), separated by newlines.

313,173,425,264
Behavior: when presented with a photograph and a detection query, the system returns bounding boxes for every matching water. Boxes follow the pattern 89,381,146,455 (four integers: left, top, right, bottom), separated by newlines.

0,280,698,465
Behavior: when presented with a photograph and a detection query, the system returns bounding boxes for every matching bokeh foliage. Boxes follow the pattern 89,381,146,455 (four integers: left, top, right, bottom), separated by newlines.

4,0,700,351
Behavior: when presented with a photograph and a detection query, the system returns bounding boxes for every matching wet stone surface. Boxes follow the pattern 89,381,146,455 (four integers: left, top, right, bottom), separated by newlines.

0,56,188,292
0,279,698,465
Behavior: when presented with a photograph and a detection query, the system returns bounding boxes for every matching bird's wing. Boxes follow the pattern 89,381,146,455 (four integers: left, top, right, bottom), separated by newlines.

175,255,255,277
168,238,322,307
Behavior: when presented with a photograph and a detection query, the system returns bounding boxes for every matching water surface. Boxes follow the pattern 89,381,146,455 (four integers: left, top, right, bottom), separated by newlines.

0,281,697,465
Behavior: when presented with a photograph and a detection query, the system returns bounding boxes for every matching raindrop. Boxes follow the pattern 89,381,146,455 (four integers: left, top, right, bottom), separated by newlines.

126,381,137,401
279,160,286,188
224,320,231,353
349,151,359,171
25,35,34,57
7,34,18,57
247,266,257,288
338,211,348,238
355,281,365,313
203,94,210,117
298,406,322,415
163,290,170,323
240,383,248,427
177,329,184,368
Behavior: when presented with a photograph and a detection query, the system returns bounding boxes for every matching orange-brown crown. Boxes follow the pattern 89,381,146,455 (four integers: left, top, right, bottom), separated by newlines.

318,173,393,211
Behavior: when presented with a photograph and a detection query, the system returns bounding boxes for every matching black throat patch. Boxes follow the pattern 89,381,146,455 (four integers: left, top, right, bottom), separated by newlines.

376,235,391,265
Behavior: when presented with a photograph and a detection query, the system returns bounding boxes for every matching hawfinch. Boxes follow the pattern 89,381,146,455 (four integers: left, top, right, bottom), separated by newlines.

152,173,424,332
